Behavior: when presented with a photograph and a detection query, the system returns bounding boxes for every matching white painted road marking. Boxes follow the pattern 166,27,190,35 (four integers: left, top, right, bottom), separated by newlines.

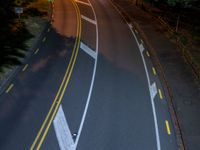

128,23,133,28
106,2,163,149
139,43,145,53
80,42,97,59
75,0,91,6
81,15,96,25
150,82,158,99
74,0,99,149
129,26,161,150
53,105,74,150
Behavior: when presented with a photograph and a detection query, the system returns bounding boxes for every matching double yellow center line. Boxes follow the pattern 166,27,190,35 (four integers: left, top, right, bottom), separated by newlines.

30,0,81,149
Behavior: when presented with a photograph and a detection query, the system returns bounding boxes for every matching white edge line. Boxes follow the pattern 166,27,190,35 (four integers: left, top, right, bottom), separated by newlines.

109,1,161,150
128,23,161,150
81,15,96,25
74,0,99,149
75,0,91,6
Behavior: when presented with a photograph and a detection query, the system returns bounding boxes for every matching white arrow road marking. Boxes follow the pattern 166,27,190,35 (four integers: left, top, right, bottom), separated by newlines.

122,11,161,149
150,82,158,99
139,43,145,53
53,105,74,150
80,42,97,59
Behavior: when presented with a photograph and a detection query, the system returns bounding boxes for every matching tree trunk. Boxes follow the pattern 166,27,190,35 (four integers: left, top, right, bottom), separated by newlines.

176,14,180,33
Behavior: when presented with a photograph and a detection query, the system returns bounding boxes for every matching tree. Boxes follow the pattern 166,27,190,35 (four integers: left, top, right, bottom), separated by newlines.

0,0,32,72
167,0,193,7
166,0,195,32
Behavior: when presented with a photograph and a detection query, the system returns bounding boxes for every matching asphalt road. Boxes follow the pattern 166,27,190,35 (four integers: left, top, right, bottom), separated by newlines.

0,0,179,149
0,0,78,149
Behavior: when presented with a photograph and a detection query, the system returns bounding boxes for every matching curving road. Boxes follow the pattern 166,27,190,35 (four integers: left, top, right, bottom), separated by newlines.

0,0,179,149
0,0,78,149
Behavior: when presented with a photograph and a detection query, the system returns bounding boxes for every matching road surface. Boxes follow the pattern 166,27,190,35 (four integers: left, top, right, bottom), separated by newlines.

0,0,179,149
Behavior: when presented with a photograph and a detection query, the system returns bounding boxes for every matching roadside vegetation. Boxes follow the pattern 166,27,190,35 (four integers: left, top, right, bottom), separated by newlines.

133,0,200,78
0,0,49,82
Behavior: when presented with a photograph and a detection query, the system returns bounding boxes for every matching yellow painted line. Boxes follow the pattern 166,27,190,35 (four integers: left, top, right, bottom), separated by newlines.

42,37,46,42
158,89,163,100
30,62,71,150
146,51,150,57
152,67,157,75
22,64,29,72
36,0,82,149
6,84,14,93
37,43,80,150
30,0,82,149
34,48,40,54
30,35,78,150
165,120,171,135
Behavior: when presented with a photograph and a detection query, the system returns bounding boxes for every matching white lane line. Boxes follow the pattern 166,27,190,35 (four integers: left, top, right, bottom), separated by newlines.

128,24,161,150
81,15,96,25
80,42,97,59
53,105,74,150
75,0,91,6
150,82,158,99
109,2,161,150
74,0,99,149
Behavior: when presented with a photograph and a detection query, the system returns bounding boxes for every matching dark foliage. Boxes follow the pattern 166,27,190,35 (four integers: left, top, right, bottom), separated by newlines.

0,0,33,72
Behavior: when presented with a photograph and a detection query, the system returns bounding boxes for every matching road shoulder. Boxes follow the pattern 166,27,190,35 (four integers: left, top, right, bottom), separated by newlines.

110,0,200,150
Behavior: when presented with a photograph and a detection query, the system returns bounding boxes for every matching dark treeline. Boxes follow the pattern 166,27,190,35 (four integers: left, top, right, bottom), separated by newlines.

146,0,200,8
0,0,33,72
140,0,200,36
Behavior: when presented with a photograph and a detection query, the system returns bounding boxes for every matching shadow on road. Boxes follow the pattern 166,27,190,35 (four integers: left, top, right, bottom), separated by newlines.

0,25,77,149
0,21,33,72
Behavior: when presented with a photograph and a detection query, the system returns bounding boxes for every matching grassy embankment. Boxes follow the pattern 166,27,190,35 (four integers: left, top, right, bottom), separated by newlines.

140,1,200,78
0,0,49,83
